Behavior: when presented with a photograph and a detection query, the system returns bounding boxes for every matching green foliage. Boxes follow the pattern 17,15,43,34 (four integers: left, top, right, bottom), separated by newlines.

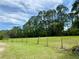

68,28,79,35
22,4,68,37
8,26,23,38
0,30,9,40
1,0,79,38
72,0,79,15
71,46,79,55
0,35,3,40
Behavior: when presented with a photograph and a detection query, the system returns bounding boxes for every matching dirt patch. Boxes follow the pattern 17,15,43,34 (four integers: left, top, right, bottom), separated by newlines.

0,43,7,52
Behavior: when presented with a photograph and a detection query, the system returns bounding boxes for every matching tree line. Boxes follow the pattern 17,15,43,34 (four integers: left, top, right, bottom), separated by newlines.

0,0,79,38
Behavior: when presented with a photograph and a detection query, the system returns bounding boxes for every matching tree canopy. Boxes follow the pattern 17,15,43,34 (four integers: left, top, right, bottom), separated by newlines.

0,0,79,38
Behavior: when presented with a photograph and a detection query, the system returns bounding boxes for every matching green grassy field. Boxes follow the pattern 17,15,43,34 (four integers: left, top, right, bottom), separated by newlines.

0,36,79,59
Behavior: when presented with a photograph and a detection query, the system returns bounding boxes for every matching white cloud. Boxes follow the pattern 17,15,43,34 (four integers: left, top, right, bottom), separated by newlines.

0,0,64,30
0,12,30,25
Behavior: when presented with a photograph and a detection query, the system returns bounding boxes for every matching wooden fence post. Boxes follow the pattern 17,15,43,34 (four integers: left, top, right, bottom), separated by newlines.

60,38,63,49
26,38,27,43
37,37,40,44
46,37,48,47
75,39,78,46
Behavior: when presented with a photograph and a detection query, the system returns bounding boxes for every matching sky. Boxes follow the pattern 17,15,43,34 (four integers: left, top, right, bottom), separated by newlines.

0,0,75,30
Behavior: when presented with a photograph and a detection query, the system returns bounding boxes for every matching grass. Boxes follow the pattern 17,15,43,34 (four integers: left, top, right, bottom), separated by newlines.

0,36,79,59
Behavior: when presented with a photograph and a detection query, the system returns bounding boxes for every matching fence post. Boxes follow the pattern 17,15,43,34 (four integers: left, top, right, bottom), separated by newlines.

60,38,63,49
46,37,48,47
75,39,78,46
37,37,40,45
34,56,35,59
26,38,27,43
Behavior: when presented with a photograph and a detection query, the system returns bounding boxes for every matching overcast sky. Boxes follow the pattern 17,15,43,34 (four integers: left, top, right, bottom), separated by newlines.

0,0,75,30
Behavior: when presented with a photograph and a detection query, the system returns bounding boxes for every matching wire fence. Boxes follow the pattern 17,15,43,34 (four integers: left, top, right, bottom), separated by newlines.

1,37,79,49
0,37,79,59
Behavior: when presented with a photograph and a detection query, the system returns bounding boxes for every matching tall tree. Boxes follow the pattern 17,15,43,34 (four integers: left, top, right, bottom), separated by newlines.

72,0,79,15
56,4,68,30
71,0,79,28
56,4,68,22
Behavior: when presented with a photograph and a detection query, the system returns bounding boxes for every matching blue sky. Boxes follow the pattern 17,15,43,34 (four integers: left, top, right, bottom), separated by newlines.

0,0,75,30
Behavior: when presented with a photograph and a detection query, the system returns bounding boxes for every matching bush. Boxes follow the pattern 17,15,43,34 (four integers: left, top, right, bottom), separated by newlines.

71,46,79,55
0,35,3,40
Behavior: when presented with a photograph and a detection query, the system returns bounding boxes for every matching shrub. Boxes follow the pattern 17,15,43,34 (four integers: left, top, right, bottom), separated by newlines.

0,35,3,40
71,46,79,55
